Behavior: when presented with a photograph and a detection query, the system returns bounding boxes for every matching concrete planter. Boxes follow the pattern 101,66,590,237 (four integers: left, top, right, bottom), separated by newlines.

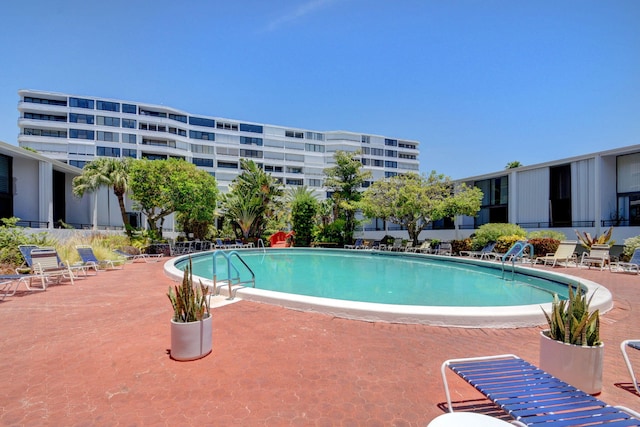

539,330,604,394
170,314,212,361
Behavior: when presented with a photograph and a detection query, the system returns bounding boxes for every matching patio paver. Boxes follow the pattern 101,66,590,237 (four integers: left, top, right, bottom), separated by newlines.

0,259,639,426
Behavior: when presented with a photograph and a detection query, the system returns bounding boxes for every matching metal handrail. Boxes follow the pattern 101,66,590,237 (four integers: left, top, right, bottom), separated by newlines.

212,250,255,299
501,241,534,280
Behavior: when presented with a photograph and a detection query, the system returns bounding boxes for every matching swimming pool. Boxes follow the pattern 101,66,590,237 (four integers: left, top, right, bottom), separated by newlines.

164,248,613,328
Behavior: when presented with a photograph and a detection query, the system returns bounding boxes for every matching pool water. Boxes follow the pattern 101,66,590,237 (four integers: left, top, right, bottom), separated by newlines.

179,249,568,307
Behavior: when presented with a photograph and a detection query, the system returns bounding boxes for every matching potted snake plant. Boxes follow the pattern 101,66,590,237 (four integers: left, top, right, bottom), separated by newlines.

167,258,212,361
540,285,603,394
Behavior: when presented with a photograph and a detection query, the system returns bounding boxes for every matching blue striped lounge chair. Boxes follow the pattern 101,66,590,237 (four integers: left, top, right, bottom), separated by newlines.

621,340,640,396
440,354,640,426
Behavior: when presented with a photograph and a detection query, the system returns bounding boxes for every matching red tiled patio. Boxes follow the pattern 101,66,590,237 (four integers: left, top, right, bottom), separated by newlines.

1,259,639,426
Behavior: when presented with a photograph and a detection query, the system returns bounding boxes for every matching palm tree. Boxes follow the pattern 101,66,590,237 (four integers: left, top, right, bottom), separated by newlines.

221,192,262,240
72,158,133,237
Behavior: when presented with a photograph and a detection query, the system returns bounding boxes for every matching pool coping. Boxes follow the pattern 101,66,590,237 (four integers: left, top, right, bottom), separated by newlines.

163,249,613,328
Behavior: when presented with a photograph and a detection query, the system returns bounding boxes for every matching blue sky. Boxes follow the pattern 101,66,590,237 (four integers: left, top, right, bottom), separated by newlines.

0,0,638,179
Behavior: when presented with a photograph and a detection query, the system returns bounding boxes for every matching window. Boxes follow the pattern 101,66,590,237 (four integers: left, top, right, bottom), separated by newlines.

191,144,215,154
189,116,215,127
372,159,384,167
305,143,324,152
308,179,322,187
122,133,137,144
96,146,120,157
361,135,370,144
240,149,263,158
264,165,283,173
122,119,136,129
192,158,214,167
399,141,416,149
475,176,509,227
305,132,324,141
240,136,263,146
122,103,137,114
286,178,303,186
69,97,94,109
384,161,397,168
285,130,304,138
399,153,416,160
361,158,370,165
287,166,302,174
97,116,120,127
96,100,120,112
69,160,87,168
97,131,119,142
24,112,66,122
385,150,397,157
169,113,187,123
189,130,215,140
549,165,571,227
69,129,94,140
217,161,238,169
23,128,67,138
122,148,137,158
385,138,398,146
217,121,238,131
139,108,167,118
371,148,384,156
24,96,67,106
141,153,167,160
385,171,398,178
239,123,263,133
69,113,95,124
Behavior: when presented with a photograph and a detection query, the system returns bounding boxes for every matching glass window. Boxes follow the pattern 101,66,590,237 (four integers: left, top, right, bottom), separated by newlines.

69,160,87,168
96,116,120,127
97,131,119,142
385,138,398,146
96,100,120,112
240,136,263,146
361,135,370,144
24,96,67,106
122,133,136,144
371,148,384,156
385,150,397,157
69,113,95,124
384,161,397,168
189,130,215,140
122,103,137,114
122,118,136,129
122,149,137,158
169,113,187,123
239,123,263,133
69,129,95,140
23,128,67,138
239,149,263,158
217,121,238,131
139,108,167,118
192,158,214,167
285,130,304,138
24,112,66,122
189,116,215,127
96,146,120,157
305,143,324,152
286,178,303,186
217,161,238,169
69,97,94,109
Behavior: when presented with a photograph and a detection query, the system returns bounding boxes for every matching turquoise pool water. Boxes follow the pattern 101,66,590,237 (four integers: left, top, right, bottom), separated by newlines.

177,249,569,307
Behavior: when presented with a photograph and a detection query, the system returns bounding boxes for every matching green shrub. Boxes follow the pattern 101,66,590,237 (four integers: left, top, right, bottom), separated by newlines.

542,286,600,346
528,230,566,241
528,237,560,257
622,235,640,260
451,238,471,255
472,223,527,250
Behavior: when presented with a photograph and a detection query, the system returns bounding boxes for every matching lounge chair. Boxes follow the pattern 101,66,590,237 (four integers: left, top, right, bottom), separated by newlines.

533,240,577,267
386,238,404,251
114,249,162,263
414,241,432,254
579,244,610,270
344,238,363,249
76,245,125,270
0,274,43,299
17,244,39,272
31,248,75,288
435,242,452,256
403,241,415,252
440,354,640,426
621,340,640,396
610,248,640,274
460,242,497,259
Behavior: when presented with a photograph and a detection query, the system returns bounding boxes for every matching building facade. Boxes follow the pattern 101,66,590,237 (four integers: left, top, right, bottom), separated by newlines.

17,90,420,197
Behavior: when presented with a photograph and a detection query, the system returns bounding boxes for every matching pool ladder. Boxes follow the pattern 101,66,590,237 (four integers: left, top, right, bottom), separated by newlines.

212,250,255,299
501,241,534,280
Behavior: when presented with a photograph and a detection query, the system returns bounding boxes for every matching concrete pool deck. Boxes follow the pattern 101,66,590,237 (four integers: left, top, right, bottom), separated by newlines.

0,259,638,425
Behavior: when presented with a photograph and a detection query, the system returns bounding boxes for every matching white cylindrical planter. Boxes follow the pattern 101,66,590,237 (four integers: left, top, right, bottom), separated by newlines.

170,314,212,361
539,330,604,395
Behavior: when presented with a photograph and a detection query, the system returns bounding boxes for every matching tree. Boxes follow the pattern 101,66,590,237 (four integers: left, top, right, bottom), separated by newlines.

323,151,371,244
129,158,218,239
360,171,483,245
72,157,133,237
288,186,319,247
222,159,283,239
505,161,523,169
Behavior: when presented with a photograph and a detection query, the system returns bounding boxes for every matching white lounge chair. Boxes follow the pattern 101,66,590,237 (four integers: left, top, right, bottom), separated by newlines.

610,248,640,274
533,240,577,267
579,244,610,270
31,248,75,288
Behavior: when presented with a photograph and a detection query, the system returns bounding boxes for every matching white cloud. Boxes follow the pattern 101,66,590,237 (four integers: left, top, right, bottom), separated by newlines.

264,0,337,32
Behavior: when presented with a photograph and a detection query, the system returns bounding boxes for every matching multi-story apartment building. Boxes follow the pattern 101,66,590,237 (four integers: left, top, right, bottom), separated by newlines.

17,90,420,196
